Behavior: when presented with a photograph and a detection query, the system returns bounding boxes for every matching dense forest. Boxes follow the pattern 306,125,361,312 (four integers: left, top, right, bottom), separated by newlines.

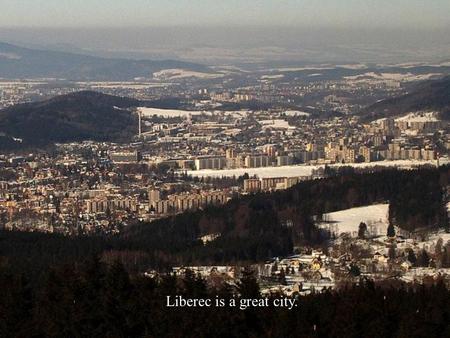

1,166,448,278
1,258,450,338
0,91,140,149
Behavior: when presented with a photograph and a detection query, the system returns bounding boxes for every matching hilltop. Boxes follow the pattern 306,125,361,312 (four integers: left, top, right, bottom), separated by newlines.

0,91,141,149
363,76,450,121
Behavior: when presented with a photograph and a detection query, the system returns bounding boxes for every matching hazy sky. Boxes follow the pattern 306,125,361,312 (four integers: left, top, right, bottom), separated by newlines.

2,0,449,28
1,1,450,64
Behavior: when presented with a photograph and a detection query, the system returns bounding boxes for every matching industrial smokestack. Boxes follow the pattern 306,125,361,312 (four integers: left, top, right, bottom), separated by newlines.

138,110,142,138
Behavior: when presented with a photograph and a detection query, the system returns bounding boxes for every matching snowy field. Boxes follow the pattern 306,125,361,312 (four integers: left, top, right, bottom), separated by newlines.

260,74,284,80
0,80,47,86
427,232,450,246
344,72,442,82
138,107,206,118
373,112,441,125
317,204,389,237
283,110,310,117
271,66,334,72
138,107,251,119
258,119,293,129
186,159,445,178
402,268,450,283
395,111,440,122
88,83,167,89
153,69,223,80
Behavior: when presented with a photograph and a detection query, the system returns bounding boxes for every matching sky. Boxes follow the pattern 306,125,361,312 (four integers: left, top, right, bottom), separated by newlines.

1,1,449,64
1,0,449,29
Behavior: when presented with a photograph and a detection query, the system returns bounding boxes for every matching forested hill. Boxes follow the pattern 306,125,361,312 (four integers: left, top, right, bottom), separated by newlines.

363,76,450,121
1,166,448,276
0,91,140,149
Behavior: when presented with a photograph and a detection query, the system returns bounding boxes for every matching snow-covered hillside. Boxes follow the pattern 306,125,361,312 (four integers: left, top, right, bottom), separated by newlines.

317,204,389,237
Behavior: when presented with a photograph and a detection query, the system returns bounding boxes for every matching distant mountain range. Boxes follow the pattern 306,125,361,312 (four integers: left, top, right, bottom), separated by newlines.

0,42,208,80
363,77,450,121
0,91,141,149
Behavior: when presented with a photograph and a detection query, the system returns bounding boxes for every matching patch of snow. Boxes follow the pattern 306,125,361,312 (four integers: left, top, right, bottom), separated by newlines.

260,74,284,80
283,110,310,117
344,72,442,82
395,111,440,123
0,52,21,60
153,69,223,80
258,119,293,129
336,64,368,70
138,107,205,118
273,66,334,72
186,159,446,178
317,204,389,237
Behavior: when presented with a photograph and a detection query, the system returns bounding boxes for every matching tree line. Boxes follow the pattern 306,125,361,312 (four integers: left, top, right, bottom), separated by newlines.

1,258,450,338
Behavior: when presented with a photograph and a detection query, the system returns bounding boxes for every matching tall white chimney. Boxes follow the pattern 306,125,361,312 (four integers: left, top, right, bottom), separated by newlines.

138,110,142,138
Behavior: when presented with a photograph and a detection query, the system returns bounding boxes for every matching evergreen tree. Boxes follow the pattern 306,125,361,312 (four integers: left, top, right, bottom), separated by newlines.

358,222,367,239
407,249,417,266
102,260,133,337
435,238,443,255
279,268,287,285
349,263,360,277
182,269,207,298
388,246,396,260
387,223,396,238
417,249,430,267
271,261,278,274
237,266,260,299
442,244,450,268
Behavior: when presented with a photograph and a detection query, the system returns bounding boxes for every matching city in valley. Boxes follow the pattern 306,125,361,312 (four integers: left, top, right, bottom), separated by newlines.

1,2,450,335
0,58,449,294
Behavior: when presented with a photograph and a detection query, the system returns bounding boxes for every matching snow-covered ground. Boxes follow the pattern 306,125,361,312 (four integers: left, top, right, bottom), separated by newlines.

0,80,47,86
396,229,450,255
395,111,440,122
344,72,442,82
138,107,206,118
153,68,223,80
317,204,389,237
80,82,168,89
283,110,310,117
0,52,21,60
258,119,294,129
427,231,450,245
336,64,369,70
402,268,450,283
138,107,251,119
373,111,441,125
260,74,284,80
186,159,445,178
270,66,334,72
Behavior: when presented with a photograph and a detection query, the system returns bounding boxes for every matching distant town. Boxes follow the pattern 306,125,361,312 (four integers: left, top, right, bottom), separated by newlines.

0,64,448,295
0,87,447,233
